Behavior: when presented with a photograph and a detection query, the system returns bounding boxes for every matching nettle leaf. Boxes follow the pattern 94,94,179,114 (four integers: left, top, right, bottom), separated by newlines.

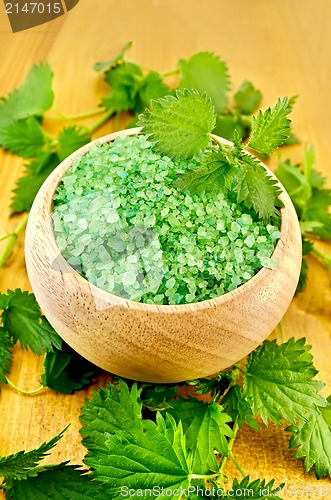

139,382,178,411
244,338,326,426
174,150,238,195
102,62,143,112
133,71,169,113
178,52,230,114
94,41,133,72
275,159,311,215
185,372,232,402
26,150,55,175
163,397,233,474
5,463,109,500
42,341,100,394
0,427,67,481
301,188,331,240
80,380,143,451
224,476,284,499
10,153,60,213
0,117,45,158
248,97,291,155
287,395,331,479
102,63,169,115
83,413,192,498
1,289,62,355
235,153,283,222
296,258,309,294
222,384,260,430
57,126,91,162
0,327,14,385
234,80,262,115
138,89,216,160
213,113,249,141
0,63,53,143
311,167,327,190
276,156,331,239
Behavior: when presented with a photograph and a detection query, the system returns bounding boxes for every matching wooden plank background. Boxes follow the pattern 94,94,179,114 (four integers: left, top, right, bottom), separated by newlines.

1,0,331,497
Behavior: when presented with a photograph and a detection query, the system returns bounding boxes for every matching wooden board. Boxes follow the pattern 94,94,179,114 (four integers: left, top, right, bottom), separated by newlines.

1,0,331,497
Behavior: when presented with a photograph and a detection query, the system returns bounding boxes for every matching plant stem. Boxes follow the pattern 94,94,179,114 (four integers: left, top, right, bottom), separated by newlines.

218,421,240,484
88,109,114,134
0,212,29,268
210,133,225,148
43,131,58,149
311,246,331,282
229,450,247,477
162,68,180,78
278,322,285,343
190,472,219,480
0,234,11,242
46,108,105,121
235,365,247,376
6,377,45,395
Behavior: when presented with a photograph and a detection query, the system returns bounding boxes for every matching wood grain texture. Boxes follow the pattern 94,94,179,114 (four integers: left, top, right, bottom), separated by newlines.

25,129,302,382
1,0,331,497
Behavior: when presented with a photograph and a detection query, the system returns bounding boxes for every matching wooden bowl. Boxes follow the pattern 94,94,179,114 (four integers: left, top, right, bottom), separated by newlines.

25,128,302,383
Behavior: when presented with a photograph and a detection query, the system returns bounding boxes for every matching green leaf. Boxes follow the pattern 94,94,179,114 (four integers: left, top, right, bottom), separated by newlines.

276,154,331,238
57,126,91,162
83,413,192,498
94,41,133,71
1,289,62,355
41,341,100,394
0,427,67,480
26,150,55,175
295,258,308,294
299,221,323,234
275,159,311,214
10,153,60,213
287,395,331,479
185,372,232,402
174,150,238,195
224,476,284,499
301,188,331,240
235,153,283,222
133,71,169,113
244,338,326,426
248,97,292,155
0,63,53,143
0,117,45,158
5,463,109,500
222,384,260,430
0,327,14,385
178,52,230,114
139,382,178,411
213,113,249,141
102,63,169,115
138,89,216,160
311,168,327,190
102,62,143,112
234,80,262,115
163,397,233,474
80,380,142,451
302,238,314,256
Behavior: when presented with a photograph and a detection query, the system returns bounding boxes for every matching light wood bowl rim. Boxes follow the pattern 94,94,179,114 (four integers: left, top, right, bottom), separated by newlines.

34,127,298,314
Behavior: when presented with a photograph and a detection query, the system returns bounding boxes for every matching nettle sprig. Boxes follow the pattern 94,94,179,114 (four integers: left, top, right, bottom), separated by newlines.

138,89,292,222
2,335,331,497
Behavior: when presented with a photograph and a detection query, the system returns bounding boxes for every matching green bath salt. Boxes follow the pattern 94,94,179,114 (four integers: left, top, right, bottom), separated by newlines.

52,134,281,305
